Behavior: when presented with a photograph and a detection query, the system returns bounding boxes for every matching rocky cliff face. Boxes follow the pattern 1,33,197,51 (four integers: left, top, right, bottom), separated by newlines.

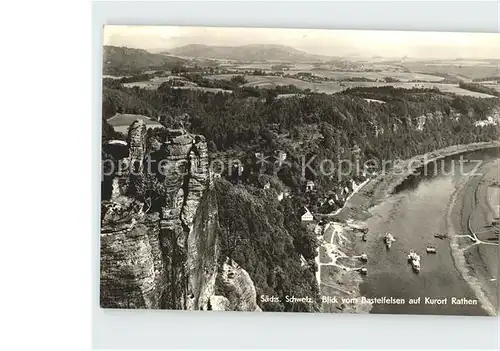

100,120,260,311
211,258,262,312
100,198,164,308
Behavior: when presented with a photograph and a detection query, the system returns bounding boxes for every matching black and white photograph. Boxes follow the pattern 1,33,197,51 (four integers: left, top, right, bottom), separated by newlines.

100,25,499,316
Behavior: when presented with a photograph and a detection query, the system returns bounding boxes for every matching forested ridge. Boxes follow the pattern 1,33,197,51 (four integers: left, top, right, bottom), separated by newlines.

102,79,499,311
103,45,187,75
103,82,499,160
458,81,500,97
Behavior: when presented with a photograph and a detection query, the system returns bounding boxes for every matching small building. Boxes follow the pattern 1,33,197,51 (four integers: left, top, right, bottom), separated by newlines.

305,180,315,192
343,186,349,195
351,179,358,191
277,192,284,201
277,150,287,163
263,182,271,190
314,224,323,235
300,207,314,222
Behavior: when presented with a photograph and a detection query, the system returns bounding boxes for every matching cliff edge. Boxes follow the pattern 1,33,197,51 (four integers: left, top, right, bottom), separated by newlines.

100,120,260,311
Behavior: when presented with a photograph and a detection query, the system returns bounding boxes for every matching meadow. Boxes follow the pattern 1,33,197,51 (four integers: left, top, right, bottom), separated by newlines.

299,70,445,82
207,74,497,98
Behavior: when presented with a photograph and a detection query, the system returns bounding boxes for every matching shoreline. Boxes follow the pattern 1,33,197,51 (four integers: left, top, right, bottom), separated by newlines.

447,159,499,316
335,141,500,223
327,141,500,314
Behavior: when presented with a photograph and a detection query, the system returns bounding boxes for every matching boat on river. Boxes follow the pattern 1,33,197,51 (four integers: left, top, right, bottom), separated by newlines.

358,267,368,275
426,246,437,254
383,232,395,249
407,250,421,273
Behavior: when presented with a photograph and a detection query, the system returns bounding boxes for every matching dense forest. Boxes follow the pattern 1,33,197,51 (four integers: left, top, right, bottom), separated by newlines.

102,79,499,311
103,80,499,209
103,82,498,150
214,179,319,312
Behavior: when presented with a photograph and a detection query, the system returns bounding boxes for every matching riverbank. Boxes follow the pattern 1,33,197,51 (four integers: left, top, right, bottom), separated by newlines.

317,221,372,313
324,141,500,314
335,141,500,223
448,159,499,316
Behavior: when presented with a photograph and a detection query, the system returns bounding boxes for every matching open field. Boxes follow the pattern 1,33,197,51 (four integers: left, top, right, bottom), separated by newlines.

339,81,498,98
126,74,497,97
106,113,163,134
119,71,498,97
485,84,500,93
364,98,385,104
402,62,500,80
289,70,446,82
209,70,446,82
247,80,344,94
229,63,316,71
172,86,232,93
208,74,343,93
103,75,130,79
123,81,163,89
122,76,186,90
123,79,232,93
208,74,498,98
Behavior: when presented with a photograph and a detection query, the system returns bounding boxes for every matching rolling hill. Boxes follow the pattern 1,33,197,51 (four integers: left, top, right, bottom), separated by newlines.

163,44,332,62
103,45,186,74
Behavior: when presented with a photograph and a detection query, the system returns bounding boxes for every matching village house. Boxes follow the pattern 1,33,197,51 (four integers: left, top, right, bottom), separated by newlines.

305,180,315,192
343,186,350,196
276,150,287,166
277,191,284,201
300,207,314,222
314,224,323,235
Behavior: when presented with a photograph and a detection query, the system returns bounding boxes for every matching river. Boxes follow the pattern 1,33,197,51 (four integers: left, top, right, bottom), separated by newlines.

357,147,499,315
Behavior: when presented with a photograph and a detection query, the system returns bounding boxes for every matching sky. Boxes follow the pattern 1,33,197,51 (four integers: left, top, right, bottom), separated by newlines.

103,25,500,59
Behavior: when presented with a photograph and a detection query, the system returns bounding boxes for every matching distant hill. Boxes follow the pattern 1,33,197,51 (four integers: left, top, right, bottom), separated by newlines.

163,44,331,62
103,45,186,74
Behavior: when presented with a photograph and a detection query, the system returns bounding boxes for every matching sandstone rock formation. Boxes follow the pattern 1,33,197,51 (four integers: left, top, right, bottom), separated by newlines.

213,258,262,312
100,120,260,312
100,198,164,308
